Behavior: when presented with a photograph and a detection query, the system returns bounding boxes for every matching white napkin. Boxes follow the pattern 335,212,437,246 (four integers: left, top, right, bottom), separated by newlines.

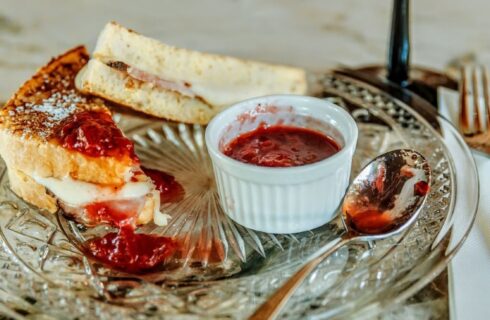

438,88,490,320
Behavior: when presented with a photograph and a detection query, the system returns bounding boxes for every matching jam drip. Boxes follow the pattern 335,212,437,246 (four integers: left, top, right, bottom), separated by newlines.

83,195,177,273
82,198,178,273
142,167,185,203
223,125,340,167
82,168,185,273
55,110,137,160
84,199,144,228
85,226,177,274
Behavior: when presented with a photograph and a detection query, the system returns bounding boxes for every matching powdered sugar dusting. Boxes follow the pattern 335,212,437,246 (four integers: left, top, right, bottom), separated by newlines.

7,89,88,139
29,91,82,123
0,47,95,142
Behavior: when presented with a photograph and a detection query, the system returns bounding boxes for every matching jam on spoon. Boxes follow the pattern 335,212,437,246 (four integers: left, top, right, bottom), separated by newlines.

343,159,431,235
250,149,431,320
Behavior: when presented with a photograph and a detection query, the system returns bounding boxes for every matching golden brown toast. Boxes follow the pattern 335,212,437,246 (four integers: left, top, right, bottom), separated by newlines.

0,46,162,226
0,46,134,185
8,168,58,213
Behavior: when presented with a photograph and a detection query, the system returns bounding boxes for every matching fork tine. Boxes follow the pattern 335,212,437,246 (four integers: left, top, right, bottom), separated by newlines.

459,66,472,135
481,65,490,131
472,66,483,133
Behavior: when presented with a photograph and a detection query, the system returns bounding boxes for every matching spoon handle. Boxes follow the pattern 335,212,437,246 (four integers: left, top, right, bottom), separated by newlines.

249,236,351,320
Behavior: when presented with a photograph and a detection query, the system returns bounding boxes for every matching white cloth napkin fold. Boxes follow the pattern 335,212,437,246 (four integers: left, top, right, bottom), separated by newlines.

438,88,490,320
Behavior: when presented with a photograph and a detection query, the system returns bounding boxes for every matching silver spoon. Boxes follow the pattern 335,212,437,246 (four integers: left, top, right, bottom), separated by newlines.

250,149,431,320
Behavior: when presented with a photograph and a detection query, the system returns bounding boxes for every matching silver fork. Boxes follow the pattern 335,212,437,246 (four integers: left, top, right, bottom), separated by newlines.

459,65,490,155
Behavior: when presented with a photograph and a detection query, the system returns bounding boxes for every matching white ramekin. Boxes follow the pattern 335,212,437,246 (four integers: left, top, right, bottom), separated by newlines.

205,95,358,234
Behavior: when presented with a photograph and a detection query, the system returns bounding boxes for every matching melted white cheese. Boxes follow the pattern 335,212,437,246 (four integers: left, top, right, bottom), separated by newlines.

32,173,171,226
151,190,169,226
126,66,255,106
33,175,152,206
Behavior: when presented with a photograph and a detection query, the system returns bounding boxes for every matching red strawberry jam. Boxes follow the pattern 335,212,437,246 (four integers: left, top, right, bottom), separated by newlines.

56,110,137,160
85,226,177,274
223,125,340,167
142,167,185,204
84,198,144,228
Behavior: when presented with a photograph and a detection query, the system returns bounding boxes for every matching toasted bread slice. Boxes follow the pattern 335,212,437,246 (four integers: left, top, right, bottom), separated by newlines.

76,59,214,124
76,21,307,124
8,168,58,213
0,46,166,226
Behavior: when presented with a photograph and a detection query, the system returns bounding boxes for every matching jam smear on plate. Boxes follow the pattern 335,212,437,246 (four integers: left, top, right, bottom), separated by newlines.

142,167,185,203
223,125,340,167
85,226,177,274
82,168,185,273
55,110,137,161
83,196,177,273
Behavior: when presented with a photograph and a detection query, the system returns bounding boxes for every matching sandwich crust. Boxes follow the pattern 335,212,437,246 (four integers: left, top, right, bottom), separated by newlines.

8,168,58,213
76,59,216,124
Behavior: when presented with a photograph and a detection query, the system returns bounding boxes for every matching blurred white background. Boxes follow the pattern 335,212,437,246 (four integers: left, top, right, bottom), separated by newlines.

1,0,489,100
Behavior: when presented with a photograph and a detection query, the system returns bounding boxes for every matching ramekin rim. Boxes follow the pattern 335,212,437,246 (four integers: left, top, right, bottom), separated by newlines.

205,94,358,175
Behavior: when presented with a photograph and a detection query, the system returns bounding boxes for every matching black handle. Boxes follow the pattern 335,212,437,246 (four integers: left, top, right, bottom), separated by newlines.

387,0,410,87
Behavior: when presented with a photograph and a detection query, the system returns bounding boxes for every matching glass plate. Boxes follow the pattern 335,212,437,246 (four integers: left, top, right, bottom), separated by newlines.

0,73,478,319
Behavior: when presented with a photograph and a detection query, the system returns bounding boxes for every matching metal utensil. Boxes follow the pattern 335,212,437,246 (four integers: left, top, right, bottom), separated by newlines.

387,0,410,87
459,65,490,155
249,149,431,320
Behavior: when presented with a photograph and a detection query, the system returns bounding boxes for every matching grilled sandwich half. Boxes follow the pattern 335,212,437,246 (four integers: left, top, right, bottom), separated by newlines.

76,21,308,124
0,46,169,227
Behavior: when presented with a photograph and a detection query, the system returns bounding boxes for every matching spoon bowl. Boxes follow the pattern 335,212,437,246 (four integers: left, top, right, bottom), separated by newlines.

342,149,431,241
250,149,431,320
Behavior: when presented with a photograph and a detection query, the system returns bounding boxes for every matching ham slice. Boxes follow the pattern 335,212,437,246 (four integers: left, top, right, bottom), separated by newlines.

127,66,196,98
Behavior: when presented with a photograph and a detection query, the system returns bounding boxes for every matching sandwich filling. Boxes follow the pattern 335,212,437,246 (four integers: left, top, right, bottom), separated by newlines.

103,60,299,107
105,60,267,107
107,61,198,100
32,168,169,227
34,173,151,206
